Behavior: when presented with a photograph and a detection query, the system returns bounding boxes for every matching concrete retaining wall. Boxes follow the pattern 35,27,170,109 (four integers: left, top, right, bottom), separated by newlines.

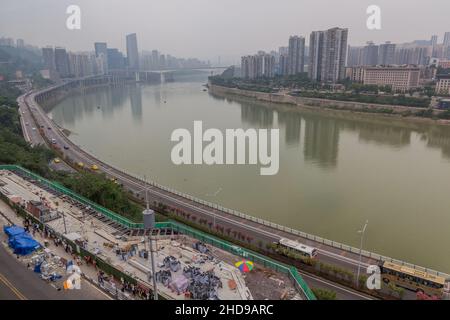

208,84,437,115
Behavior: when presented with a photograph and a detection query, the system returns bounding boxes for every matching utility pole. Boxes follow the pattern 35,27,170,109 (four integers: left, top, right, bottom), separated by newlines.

143,175,158,300
149,235,158,300
356,220,369,288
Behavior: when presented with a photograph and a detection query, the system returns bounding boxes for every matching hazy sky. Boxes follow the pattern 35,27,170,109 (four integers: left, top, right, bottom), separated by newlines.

1,0,449,64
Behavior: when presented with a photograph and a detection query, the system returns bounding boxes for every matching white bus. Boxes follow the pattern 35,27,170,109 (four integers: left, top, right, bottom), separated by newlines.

277,238,318,258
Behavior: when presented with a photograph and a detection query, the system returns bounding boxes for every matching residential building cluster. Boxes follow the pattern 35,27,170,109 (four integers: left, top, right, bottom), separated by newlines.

41,46,108,80
239,29,450,93
241,53,275,79
347,33,450,67
141,50,209,71
1,33,210,81
241,27,348,83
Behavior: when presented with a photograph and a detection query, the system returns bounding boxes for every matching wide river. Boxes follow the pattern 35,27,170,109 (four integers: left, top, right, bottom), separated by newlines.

48,72,450,273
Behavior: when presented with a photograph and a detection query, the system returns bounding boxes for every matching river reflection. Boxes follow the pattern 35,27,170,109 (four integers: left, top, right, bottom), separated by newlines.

48,78,450,272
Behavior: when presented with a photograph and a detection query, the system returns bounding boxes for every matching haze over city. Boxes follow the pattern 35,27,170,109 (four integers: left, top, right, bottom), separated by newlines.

2,0,450,306
1,0,450,64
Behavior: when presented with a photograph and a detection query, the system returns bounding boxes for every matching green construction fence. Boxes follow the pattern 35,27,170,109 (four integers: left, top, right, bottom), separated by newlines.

0,165,316,300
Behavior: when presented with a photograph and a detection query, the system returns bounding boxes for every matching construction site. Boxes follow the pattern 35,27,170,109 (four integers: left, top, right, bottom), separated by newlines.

0,168,303,300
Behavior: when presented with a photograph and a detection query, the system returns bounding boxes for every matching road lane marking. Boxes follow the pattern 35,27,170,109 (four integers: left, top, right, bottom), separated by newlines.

25,92,376,281
0,272,28,300
82,279,114,300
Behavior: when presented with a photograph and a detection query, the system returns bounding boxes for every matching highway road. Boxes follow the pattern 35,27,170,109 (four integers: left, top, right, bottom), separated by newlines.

0,242,111,300
18,89,385,299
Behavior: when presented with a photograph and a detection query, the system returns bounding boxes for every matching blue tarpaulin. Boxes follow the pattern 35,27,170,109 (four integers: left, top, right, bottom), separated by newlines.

4,226,41,256
3,225,25,238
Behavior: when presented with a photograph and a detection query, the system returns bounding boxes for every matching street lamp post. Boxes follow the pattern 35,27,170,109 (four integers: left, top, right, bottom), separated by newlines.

142,175,158,300
356,220,368,288
148,235,158,300
206,187,222,230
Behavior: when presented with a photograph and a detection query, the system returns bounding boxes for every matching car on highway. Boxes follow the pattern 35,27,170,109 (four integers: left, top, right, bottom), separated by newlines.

25,122,29,126
51,138,57,144
54,158,61,164
64,145,69,150
48,127,52,130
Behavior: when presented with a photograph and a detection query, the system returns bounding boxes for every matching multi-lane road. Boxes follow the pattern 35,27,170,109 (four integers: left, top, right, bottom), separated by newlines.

0,243,112,300
18,88,383,299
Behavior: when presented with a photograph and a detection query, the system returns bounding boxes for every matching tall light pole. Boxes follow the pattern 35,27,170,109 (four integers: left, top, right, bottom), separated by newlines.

206,187,222,230
148,235,158,300
356,220,368,288
143,175,158,300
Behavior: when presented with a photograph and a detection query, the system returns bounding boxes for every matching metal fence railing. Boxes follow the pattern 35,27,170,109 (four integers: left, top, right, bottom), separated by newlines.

1,165,143,229
2,163,450,281
167,220,316,300
0,165,315,300
0,180,168,300
28,85,450,280
69,158,450,279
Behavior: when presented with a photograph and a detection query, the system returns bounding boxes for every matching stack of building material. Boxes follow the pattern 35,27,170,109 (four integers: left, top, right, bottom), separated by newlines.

155,270,172,286
183,266,222,300
168,275,190,295
192,241,209,254
163,256,181,272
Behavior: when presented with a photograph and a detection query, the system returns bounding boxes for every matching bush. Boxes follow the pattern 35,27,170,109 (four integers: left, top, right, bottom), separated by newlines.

311,288,337,300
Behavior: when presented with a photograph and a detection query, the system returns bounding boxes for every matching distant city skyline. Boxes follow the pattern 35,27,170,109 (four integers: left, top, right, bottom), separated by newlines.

1,0,450,65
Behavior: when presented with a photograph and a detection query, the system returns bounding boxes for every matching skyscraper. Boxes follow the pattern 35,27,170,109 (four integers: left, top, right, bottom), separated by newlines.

152,50,160,69
444,32,450,46
54,47,70,78
262,54,275,78
278,54,289,76
309,31,325,80
107,48,125,70
126,33,139,70
394,46,427,65
16,39,25,48
94,42,108,59
241,53,273,79
42,46,55,71
309,27,348,83
94,42,108,74
288,36,305,75
431,35,438,47
378,42,396,65
361,41,379,66
279,46,288,56
346,46,363,67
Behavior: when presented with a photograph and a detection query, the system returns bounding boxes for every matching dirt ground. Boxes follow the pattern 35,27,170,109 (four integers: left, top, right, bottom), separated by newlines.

179,235,300,300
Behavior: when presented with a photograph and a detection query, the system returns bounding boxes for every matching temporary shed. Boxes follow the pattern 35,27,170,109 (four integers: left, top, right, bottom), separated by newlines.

3,225,25,238
8,232,41,255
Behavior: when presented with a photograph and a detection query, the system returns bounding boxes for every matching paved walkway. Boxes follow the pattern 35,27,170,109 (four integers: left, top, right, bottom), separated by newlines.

0,200,112,300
